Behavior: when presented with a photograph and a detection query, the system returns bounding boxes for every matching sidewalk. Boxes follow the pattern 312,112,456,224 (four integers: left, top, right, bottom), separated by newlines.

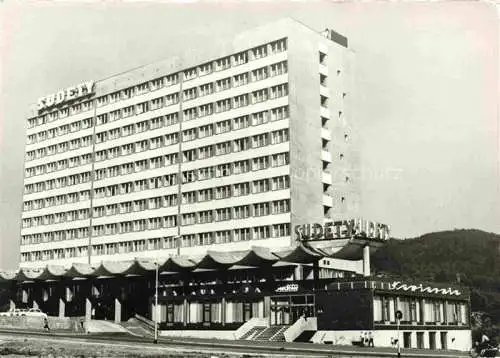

158,335,471,358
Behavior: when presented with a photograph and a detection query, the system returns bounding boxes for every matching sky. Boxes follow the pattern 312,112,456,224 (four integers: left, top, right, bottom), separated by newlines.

0,1,498,270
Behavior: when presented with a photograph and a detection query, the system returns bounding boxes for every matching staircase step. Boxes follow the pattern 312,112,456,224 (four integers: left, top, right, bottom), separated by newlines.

269,326,288,342
241,326,266,340
253,325,289,341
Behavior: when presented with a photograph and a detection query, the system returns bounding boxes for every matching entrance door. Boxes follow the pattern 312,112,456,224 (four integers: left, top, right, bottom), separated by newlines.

203,303,211,324
166,303,174,325
440,332,447,349
270,294,315,326
416,332,424,349
243,302,252,322
270,306,279,325
271,296,290,325
271,305,289,325
290,306,302,323
429,332,436,350
403,332,412,348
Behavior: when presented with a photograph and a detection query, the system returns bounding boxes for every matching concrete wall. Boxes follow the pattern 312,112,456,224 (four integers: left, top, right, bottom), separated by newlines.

327,42,360,220
85,319,128,334
0,315,75,331
316,289,373,330
311,329,472,352
288,26,338,236
287,22,360,234
159,330,235,340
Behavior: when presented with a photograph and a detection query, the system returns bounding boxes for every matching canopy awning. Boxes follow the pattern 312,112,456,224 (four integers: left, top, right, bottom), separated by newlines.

122,258,159,276
236,246,279,266
6,238,386,283
159,256,198,272
63,263,96,279
196,250,247,270
37,265,67,281
328,237,386,260
275,243,323,264
15,267,45,282
92,261,134,277
0,271,17,283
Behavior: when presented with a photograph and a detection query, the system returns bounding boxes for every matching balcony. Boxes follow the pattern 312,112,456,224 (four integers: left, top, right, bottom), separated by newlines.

320,85,330,98
322,171,332,185
319,64,328,76
321,150,332,163
320,107,330,120
322,195,333,207
321,128,331,141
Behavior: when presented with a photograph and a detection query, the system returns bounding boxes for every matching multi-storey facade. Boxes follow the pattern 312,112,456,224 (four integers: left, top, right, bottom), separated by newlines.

20,18,359,268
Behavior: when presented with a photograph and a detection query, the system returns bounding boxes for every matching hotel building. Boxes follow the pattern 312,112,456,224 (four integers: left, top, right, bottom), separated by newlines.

1,18,472,352
20,18,359,268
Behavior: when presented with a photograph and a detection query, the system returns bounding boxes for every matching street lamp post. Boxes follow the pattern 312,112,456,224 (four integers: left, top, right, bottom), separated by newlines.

154,260,159,344
396,310,402,357
397,318,401,357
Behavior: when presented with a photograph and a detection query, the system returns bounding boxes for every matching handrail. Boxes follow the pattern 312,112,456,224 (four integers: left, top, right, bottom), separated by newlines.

283,316,317,342
134,313,157,329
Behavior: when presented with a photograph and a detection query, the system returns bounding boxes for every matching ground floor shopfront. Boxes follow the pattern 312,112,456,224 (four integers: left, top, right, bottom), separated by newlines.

154,291,317,329
150,278,471,351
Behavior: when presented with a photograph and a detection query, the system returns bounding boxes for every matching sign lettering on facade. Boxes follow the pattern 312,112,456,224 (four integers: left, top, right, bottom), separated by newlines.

37,81,95,110
389,281,461,297
275,283,299,293
294,219,390,242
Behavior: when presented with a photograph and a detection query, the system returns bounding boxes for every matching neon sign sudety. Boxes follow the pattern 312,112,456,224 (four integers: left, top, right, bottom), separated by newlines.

389,281,461,297
294,219,390,241
37,81,95,110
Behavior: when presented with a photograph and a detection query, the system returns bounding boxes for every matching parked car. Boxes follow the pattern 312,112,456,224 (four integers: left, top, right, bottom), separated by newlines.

0,308,27,317
25,308,48,319
0,309,12,317
0,308,47,318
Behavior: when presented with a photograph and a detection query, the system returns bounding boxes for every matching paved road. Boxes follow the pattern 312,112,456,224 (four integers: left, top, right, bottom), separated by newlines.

0,329,472,358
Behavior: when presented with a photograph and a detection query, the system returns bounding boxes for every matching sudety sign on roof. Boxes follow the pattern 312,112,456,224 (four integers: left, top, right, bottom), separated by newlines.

37,81,95,110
